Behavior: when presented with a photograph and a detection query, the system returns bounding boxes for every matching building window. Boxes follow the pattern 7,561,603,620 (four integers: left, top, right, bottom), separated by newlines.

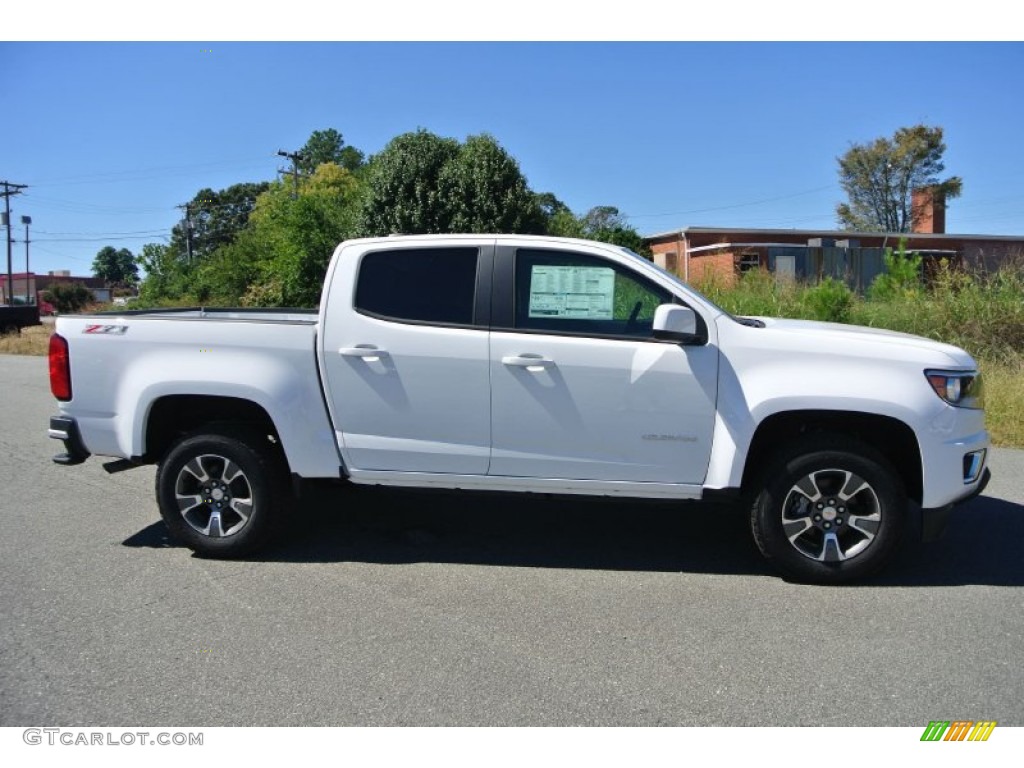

738,252,761,273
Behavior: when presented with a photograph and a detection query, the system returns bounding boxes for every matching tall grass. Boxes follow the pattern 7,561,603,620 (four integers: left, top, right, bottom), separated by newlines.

696,262,1024,365
695,263,1024,447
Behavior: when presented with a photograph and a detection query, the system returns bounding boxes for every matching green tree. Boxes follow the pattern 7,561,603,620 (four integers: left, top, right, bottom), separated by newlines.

203,163,362,307
137,240,208,305
298,128,365,174
545,208,586,238
438,133,544,234
91,246,139,287
359,129,461,235
168,182,270,264
534,191,571,220
359,130,543,236
543,204,651,256
836,124,962,232
582,205,628,233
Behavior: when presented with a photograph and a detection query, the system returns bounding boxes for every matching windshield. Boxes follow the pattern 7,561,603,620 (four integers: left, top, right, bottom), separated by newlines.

618,247,732,315
619,247,766,327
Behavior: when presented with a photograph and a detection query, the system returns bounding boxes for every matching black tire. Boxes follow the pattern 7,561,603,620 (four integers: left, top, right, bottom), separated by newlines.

750,434,907,584
155,427,289,557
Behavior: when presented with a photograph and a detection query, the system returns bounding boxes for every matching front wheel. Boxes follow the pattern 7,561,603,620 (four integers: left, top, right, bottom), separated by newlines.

156,427,288,557
750,436,907,583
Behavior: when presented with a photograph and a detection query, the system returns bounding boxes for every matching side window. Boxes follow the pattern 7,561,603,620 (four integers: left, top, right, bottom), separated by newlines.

514,249,670,338
355,247,479,326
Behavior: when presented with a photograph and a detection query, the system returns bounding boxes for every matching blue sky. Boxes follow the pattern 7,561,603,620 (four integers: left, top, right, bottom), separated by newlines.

1,41,1022,276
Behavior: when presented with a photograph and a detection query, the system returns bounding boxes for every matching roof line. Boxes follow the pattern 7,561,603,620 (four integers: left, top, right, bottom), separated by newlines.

644,226,1024,242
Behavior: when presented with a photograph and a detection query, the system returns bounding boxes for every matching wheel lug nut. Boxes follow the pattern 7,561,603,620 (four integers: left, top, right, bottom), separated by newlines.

836,518,843,525
824,522,831,529
838,507,845,513
816,503,824,510
814,515,821,521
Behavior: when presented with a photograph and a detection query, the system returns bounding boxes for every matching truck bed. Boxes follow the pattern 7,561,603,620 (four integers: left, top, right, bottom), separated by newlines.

52,307,340,479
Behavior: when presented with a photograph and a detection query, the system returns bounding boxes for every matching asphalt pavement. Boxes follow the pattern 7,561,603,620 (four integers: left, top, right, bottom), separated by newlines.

1,353,1022,726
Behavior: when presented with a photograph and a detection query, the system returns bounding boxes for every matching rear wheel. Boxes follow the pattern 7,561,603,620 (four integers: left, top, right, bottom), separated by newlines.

156,427,288,557
750,435,907,583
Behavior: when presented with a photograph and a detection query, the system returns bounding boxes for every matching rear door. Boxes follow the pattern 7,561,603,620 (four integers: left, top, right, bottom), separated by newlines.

320,241,494,474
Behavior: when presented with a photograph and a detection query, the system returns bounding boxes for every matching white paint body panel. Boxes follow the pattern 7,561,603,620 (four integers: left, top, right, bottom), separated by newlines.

55,234,988,512
319,247,491,473
54,314,341,479
489,332,717,483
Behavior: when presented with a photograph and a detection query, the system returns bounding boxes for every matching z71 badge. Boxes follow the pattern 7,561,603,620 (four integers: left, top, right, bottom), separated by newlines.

82,324,128,335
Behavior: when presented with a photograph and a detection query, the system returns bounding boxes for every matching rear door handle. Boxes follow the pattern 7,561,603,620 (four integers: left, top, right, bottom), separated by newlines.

339,346,387,362
502,354,553,372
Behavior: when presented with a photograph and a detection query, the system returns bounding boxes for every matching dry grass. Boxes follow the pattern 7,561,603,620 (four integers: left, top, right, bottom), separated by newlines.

980,357,1024,448
0,323,51,355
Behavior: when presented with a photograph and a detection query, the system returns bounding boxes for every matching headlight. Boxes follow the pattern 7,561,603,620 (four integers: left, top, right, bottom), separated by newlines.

925,370,984,409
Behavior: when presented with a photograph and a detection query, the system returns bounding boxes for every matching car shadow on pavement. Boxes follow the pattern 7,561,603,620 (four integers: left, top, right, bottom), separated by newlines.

876,493,1024,587
122,486,1024,586
123,484,767,576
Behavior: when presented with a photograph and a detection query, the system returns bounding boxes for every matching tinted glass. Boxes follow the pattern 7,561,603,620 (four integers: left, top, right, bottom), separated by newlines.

355,247,479,325
514,249,670,338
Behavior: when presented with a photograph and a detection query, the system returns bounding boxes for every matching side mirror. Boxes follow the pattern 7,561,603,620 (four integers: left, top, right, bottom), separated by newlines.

653,304,699,342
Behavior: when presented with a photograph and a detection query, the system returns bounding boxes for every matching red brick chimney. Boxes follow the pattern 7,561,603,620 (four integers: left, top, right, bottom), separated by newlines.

911,186,946,234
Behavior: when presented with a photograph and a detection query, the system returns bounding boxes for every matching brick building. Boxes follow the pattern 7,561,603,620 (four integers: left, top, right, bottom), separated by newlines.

0,271,112,304
644,188,1024,289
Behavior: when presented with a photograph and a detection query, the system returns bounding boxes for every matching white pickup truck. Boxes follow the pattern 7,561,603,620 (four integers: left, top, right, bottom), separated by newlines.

47,234,990,582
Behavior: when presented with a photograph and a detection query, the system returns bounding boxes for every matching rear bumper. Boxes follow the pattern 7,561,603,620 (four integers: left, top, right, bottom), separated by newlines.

48,415,90,466
920,466,991,542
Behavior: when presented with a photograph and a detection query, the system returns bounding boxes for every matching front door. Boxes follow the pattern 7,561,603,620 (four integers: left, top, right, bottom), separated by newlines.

488,246,717,484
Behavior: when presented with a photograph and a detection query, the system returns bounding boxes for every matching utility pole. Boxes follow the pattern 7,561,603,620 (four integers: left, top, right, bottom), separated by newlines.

21,216,32,303
1,180,27,305
277,149,306,199
177,203,195,263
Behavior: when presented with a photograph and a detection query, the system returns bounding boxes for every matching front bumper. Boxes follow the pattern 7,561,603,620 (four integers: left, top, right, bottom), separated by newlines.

48,415,90,466
920,466,991,542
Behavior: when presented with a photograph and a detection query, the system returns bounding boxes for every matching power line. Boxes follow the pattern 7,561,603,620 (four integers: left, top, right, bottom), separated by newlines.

24,194,171,215
28,157,275,187
33,229,169,236
34,234,170,243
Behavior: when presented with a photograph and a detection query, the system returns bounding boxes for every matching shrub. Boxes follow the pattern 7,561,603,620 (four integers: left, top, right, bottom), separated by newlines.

801,277,854,323
42,283,95,313
869,239,922,301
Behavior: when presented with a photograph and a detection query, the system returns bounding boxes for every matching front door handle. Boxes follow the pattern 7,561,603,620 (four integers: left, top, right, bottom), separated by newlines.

502,354,553,373
339,345,387,362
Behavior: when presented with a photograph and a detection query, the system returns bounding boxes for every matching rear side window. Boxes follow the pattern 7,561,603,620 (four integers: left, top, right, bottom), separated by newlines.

355,247,479,326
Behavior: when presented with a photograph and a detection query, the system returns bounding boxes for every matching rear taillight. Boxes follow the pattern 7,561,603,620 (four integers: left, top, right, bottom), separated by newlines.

49,333,72,401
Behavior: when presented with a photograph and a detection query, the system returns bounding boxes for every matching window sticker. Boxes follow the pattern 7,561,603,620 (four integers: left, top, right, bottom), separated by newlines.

528,265,615,319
